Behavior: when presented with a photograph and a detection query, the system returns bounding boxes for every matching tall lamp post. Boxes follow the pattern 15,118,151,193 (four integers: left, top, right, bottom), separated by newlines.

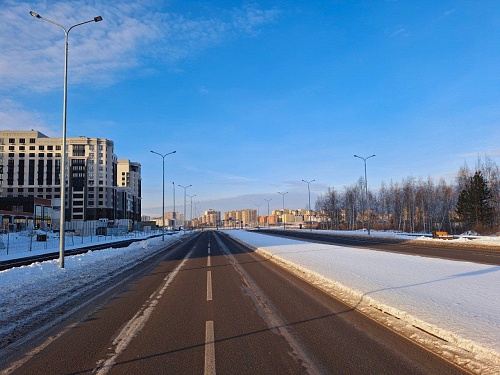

193,202,199,229
30,10,103,268
150,150,176,240
302,179,315,230
264,199,272,229
354,154,375,235
172,182,176,229
278,191,288,230
178,184,192,231
187,194,196,229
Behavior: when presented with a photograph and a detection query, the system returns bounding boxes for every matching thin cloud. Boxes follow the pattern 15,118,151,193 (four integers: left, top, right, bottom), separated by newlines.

185,165,256,184
0,99,58,136
0,1,279,93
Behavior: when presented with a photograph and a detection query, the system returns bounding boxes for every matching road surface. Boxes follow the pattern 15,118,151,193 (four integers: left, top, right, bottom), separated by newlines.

1,231,468,374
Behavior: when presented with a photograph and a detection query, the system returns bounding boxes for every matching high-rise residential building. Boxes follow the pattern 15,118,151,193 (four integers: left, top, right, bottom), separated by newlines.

223,209,257,227
0,130,141,223
116,159,142,222
200,209,221,227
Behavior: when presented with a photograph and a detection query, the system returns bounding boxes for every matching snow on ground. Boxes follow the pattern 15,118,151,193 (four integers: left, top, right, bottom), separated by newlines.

224,229,500,374
0,230,163,261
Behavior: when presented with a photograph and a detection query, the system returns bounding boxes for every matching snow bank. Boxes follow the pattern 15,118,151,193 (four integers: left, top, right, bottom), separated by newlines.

225,230,500,374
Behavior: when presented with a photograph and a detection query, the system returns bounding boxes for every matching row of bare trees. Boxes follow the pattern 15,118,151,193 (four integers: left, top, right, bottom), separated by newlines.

315,156,500,234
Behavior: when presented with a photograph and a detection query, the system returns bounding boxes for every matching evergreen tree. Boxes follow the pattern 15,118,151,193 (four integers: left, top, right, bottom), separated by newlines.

456,171,495,229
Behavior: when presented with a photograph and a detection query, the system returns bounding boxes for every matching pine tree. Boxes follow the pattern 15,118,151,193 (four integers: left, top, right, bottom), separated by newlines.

456,171,495,229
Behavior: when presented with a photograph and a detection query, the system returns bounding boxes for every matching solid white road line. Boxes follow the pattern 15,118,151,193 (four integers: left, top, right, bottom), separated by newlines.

204,321,216,375
93,249,194,375
213,233,322,375
207,271,213,301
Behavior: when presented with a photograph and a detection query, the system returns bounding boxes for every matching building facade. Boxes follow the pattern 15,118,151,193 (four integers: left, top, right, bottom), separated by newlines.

0,130,141,223
116,159,142,222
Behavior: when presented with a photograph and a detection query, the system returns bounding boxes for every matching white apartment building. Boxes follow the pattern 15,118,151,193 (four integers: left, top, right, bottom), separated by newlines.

117,159,142,222
0,130,141,223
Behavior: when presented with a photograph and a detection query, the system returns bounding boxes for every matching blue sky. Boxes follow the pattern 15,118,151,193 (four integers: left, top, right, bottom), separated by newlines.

1,0,499,216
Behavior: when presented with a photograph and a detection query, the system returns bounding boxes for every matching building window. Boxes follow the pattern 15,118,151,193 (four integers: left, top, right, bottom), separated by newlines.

39,145,44,150
19,138,26,144
8,138,15,144
56,145,61,150
38,153,44,157
29,146,35,150
19,146,25,151
29,153,35,157
29,160,35,185
47,145,53,150
72,144,85,157
8,146,14,151
30,138,36,143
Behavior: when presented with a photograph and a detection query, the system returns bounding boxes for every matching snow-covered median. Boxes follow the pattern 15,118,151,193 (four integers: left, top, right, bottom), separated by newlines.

225,230,500,374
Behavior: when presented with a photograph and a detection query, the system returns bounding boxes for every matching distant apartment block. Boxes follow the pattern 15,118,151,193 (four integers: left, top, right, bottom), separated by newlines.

224,209,257,227
0,130,141,223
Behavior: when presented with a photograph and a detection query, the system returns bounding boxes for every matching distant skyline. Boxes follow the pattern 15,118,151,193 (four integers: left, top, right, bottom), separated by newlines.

1,1,499,217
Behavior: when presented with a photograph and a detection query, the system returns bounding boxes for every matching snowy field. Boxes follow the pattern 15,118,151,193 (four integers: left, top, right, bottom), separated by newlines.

0,230,163,261
1,228,499,373
225,229,500,374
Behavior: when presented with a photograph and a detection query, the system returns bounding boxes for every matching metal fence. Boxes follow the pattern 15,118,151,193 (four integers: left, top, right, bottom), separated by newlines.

0,228,162,257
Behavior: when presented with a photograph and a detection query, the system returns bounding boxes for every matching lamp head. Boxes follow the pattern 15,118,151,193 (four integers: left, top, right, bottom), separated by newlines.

30,11,41,18
94,16,103,22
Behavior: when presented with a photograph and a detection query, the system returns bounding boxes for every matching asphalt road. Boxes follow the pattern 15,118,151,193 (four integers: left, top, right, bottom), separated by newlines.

255,229,500,266
1,231,468,374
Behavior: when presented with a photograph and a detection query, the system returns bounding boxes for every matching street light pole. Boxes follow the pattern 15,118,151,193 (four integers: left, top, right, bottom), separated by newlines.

187,194,196,229
302,179,315,230
354,154,376,235
193,202,199,228
150,151,176,241
178,184,192,231
264,199,272,229
30,11,103,268
278,191,288,230
172,182,176,229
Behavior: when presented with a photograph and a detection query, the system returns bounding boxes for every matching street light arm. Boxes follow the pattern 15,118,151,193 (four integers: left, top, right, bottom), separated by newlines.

30,11,103,34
